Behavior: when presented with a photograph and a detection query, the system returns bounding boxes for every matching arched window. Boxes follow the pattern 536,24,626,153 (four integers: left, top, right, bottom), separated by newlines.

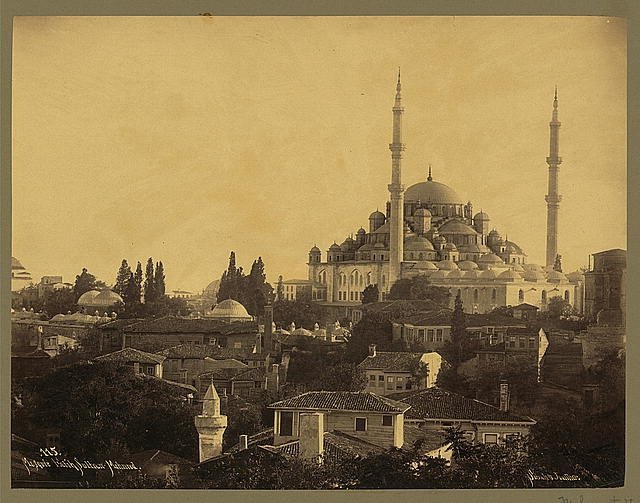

542,290,547,304
359,274,364,287
382,275,386,287
492,288,497,301
457,289,461,298
474,289,479,302
350,274,354,286
366,271,372,285
418,253,424,260
564,290,570,301
518,289,524,302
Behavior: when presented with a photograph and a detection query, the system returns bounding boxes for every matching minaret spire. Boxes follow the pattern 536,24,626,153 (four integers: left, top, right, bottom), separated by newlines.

545,87,563,269
388,70,406,290
427,164,432,181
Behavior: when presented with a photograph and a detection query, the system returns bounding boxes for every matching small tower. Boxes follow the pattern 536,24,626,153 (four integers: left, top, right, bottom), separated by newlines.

194,382,227,462
545,87,563,269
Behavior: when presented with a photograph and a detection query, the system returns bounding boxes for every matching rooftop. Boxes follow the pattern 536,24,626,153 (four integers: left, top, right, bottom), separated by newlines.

358,351,429,372
123,316,258,335
389,387,535,424
94,347,165,365
268,391,411,413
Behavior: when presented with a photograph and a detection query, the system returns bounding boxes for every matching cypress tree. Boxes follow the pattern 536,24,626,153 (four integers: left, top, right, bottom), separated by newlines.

144,258,156,304
134,262,143,304
451,291,466,367
553,254,563,273
114,259,132,298
276,275,284,302
123,272,139,308
217,252,238,302
155,261,166,297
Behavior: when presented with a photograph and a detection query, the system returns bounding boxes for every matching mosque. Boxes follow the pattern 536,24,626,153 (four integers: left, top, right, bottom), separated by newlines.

306,73,584,314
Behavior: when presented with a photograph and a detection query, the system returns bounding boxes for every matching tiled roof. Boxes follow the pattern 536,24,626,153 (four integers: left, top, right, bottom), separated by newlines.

362,299,446,314
95,347,165,365
389,387,534,423
199,367,248,381
268,391,411,413
124,316,257,335
157,344,244,360
358,351,426,372
403,424,448,452
128,449,195,468
398,309,453,326
513,303,540,310
95,318,146,331
464,313,527,327
230,367,266,382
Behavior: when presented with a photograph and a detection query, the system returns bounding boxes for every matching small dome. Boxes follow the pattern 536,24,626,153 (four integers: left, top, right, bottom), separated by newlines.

473,211,490,221
369,210,385,220
478,253,504,264
430,269,450,279
464,270,480,279
498,269,522,281
77,290,102,306
433,235,446,243
524,270,547,281
414,261,438,270
488,229,501,237
480,269,498,280
373,242,386,249
358,243,374,252
512,263,525,272
415,207,432,217
210,299,252,321
329,243,341,251
458,243,482,253
340,237,355,251
522,263,544,272
443,242,458,251
291,327,313,337
404,235,435,251
504,241,524,254
447,269,465,279
357,227,366,235
457,260,479,271
437,260,459,270
310,245,321,253
547,270,568,283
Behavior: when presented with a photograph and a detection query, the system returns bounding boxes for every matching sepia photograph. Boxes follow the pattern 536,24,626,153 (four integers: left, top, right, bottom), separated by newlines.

8,15,627,491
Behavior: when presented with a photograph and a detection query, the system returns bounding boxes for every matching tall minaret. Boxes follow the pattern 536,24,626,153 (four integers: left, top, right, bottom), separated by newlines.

545,87,562,269
194,382,227,462
388,69,405,287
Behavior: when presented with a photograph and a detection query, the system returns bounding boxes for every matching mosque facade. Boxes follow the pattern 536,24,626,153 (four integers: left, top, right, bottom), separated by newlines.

306,74,583,314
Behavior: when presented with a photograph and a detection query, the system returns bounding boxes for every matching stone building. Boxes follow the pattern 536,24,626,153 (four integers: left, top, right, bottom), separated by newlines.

584,249,626,326
305,77,582,313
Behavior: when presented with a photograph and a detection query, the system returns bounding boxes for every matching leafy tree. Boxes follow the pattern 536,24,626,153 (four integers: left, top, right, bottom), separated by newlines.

362,284,379,304
73,268,98,301
388,275,450,306
154,261,166,297
114,259,132,298
14,362,199,461
546,295,573,319
222,396,263,450
42,288,77,316
272,299,323,329
143,258,156,304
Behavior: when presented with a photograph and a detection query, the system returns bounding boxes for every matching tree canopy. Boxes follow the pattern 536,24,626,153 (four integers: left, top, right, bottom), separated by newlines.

387,275,450,306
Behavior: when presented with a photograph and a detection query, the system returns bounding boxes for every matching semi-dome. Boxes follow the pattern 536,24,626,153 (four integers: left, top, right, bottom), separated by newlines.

473,211,490,221
373,242,386,249
522,263,544,272
436,260,459,270
498,269,523,281
479,269,498,280
329,243,341,251
457,260,479,271
404,235,435,251
438,219,478,236
405,179,463,205
77,290,101,306
505,241,524,254
369,210,385,220
524,270,547,281
447,269,465,279
358,243,374,252
458,243,482,253
210,299,253,321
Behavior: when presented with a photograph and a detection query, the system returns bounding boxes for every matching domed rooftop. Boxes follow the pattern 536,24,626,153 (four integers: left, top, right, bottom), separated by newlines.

437,260,459,270
357,227,366,234
373,242,386,249
547,270,568,283
443,242,458,251
458,243,483,253
340,237,355,251
498,269,523,281
404,235,435,251
369,210,385,220
438,219,478,236
210,299,253,321
473,211,490,221
358,243,374,252
505,241,524,254
457,260,479,271
464,270,480,279
522,263,544,272
512,263,526,272
405,177,463,205
414,261,438,270
447,269,465,279
93,289,124,307
430,269,450,279
329,242,341,251
77,290,101,306
204,279,220,298
488,229,501,237
524,270,547,281
291,327,313,337
310,245,321,253
479,269,498,280
478,253,504,264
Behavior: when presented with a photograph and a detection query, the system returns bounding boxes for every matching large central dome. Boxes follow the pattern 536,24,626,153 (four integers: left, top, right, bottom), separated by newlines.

405,179,463,205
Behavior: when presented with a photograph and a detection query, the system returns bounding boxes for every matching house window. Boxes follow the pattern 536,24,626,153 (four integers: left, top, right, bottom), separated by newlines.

508,336,516,348
279,411,294,436
528,337,536,348
233,342,242,349
145,366,155,375
484,433,499,444
382,415,393,426
355,417,367,432
427,330,434,342
519,337,526,348
369,374,376,382
518,289,524,302
436,329,443,342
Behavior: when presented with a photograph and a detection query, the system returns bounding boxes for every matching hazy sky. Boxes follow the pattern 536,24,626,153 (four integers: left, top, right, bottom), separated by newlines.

12,16,626,292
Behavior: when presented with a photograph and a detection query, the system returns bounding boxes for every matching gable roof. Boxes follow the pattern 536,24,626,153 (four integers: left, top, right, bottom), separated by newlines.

128,449,195,468
358,351,428,372
513,303,540,310
398,309,454,326
230,367,266,382
389,387,534,424
268,391,410,413
123,316,258,335
157,344,244,360
94,347,165,365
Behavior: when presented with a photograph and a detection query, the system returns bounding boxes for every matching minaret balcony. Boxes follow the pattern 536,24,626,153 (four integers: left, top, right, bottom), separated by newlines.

546,156,562,165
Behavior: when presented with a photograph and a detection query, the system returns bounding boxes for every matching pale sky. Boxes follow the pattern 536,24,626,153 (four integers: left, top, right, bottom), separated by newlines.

12,16,626,292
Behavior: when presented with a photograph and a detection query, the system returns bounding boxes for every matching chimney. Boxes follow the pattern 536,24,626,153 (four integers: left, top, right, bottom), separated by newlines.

499,381,510,412
368,344,377,357
299,412,324,462
239,434,248,451
264,303,273,354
